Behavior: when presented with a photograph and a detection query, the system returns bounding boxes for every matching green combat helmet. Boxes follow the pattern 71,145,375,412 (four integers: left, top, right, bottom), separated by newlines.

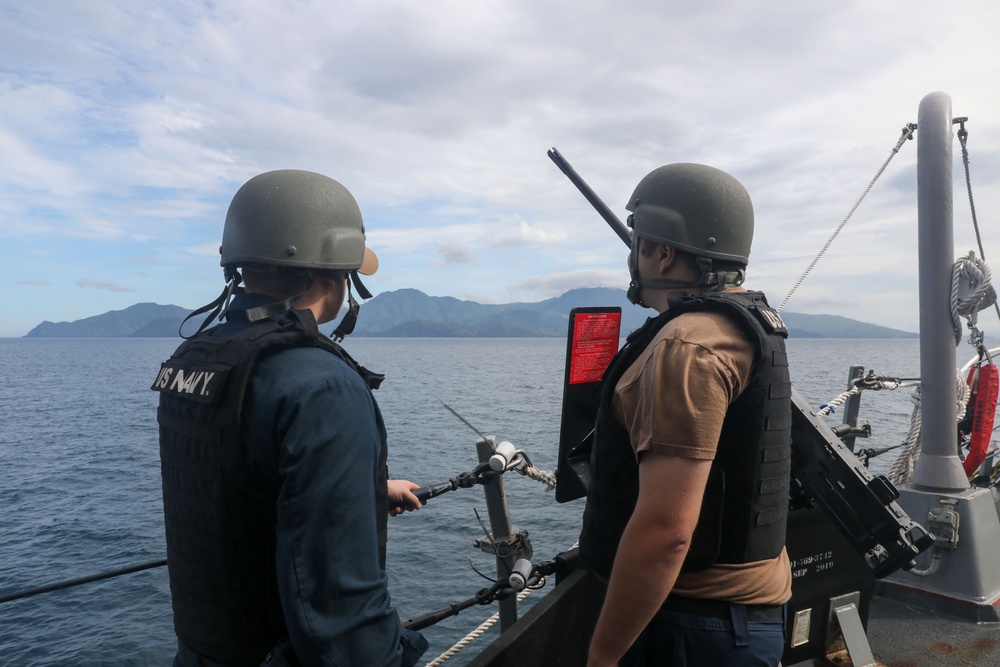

625,163,752,304
183,170,377,340
221,169,378,275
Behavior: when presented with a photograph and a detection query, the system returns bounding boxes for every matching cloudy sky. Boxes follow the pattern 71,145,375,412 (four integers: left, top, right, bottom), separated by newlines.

3,0,1000,338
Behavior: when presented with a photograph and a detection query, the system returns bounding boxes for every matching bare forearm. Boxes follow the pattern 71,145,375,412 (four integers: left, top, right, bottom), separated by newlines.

587,518,690,667
587,454,712,667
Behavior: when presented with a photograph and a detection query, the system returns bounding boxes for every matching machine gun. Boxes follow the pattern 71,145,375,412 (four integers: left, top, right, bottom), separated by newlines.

547,145,931,574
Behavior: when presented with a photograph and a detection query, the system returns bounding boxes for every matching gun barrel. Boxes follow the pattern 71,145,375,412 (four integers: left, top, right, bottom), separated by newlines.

547,147,632,248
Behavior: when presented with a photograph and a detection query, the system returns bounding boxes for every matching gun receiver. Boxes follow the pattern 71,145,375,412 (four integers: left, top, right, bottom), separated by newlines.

789,387,933,576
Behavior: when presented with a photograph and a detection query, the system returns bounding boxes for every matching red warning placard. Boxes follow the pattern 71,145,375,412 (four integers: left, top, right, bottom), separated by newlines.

568,311,621,385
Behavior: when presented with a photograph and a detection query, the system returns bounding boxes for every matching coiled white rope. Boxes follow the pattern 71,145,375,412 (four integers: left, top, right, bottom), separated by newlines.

423,588,535,667
880,254,992,483
886,373,971,486
886,385,925,486
951,253,997,344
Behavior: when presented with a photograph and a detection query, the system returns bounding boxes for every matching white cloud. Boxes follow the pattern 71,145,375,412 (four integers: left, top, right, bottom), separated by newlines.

434,243,475,266
185,242,223,258
510,269,626,300
75,278,136,292
1,0,999,337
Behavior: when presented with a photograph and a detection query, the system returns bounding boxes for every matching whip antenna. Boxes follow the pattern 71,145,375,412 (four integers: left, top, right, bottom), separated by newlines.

436,396,497,451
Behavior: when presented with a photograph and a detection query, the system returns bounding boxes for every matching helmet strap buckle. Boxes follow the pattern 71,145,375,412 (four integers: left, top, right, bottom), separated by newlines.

330,270,375,341
331,282,360,342
696,258,746,292
626,281,642,306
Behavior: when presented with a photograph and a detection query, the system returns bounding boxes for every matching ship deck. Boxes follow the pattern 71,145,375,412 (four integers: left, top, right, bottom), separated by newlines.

864,596,1000,667
462,569,1000,667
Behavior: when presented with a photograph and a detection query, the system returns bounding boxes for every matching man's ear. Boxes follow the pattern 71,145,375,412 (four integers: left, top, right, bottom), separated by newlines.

657,244,677,276
315,271,346,289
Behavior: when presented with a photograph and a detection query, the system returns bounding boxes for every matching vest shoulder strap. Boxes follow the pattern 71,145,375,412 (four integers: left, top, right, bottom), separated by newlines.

666,290,788,338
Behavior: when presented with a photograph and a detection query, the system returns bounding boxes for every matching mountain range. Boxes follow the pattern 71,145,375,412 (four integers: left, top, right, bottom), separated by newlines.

23,287,918,339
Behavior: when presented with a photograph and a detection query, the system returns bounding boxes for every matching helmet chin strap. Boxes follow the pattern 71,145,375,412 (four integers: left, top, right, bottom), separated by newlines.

179,267,243,339
626,242,746,306
331,269,373,342
242,268,374,341
627,277,702,306
244,268,315,323
626,236,700,307
183,265,378,341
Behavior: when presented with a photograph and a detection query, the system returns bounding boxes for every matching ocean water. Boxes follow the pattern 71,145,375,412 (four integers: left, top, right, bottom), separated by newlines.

0,336,944,666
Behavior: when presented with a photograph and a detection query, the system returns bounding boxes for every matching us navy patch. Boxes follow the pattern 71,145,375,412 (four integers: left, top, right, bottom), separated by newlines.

754,306,788,335
151,361,229,404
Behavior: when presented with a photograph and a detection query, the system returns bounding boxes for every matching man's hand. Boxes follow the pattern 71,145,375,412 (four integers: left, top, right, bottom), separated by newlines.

388,479,423,516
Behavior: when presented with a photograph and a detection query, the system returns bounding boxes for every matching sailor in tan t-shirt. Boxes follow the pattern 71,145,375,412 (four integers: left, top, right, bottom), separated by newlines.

580,164,792,667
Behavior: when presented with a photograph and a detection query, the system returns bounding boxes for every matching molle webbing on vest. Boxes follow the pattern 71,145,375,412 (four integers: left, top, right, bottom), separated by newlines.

152,309,388,664
579,291,792,577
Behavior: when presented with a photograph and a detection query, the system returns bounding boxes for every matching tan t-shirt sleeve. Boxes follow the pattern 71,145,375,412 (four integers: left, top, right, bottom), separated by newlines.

613,309,756,460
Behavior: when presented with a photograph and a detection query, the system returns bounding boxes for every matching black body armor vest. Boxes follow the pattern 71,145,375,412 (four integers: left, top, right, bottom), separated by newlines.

579,291,792,578
152,309,388,664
